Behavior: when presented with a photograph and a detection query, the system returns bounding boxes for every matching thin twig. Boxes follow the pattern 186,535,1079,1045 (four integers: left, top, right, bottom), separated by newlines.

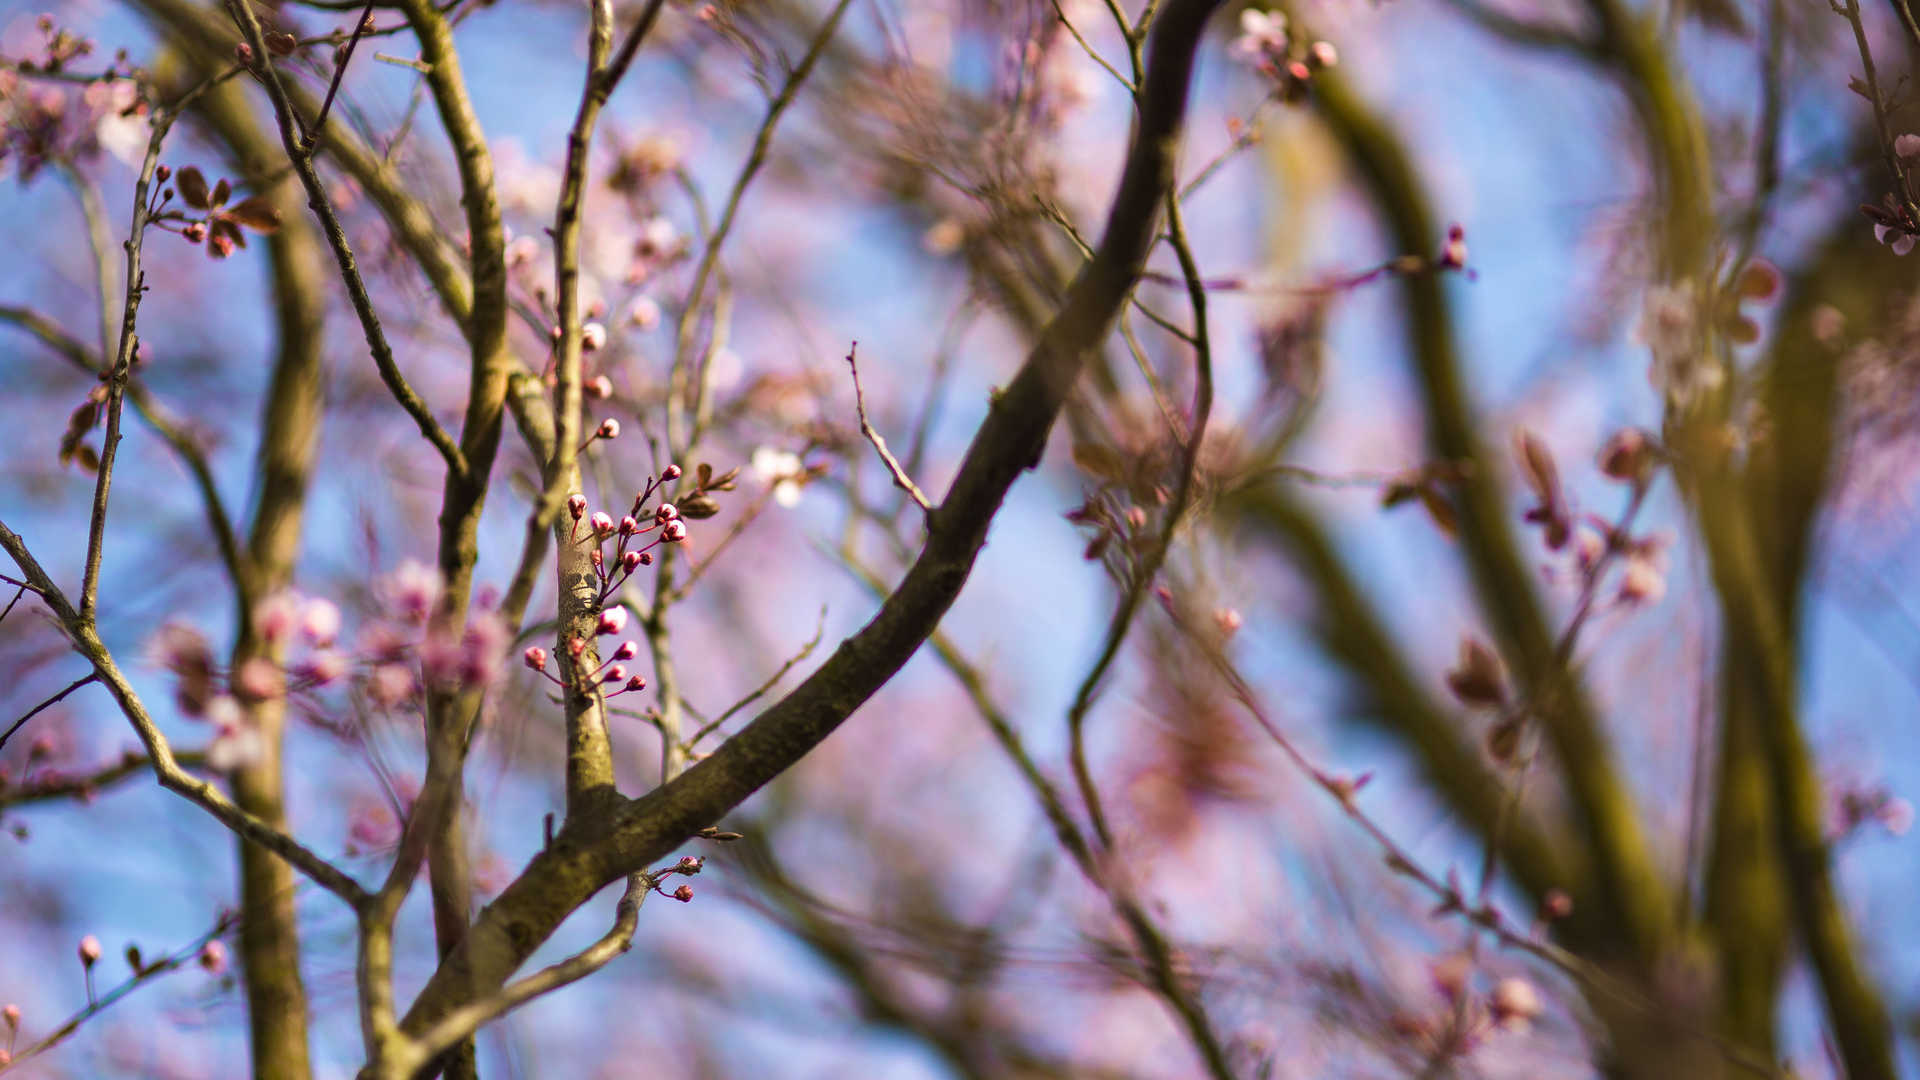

684,613,826,749
224,0,468,479
846,342,933,515
398,873,651,1074
0,674,98,752
0,911,240,1076
306,0,378,147
0,520,369,906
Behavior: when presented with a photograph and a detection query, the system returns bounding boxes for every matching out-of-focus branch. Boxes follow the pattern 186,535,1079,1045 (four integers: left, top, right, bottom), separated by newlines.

1310,66,1674,962
1064,154,1215,853
838,538,1235,1079
395,0,1227,1045
221,0,467,480
668,0,855,454
0,306,249,604
0,912,239,1076
0,522,368,905
1229,487,1582,903
190,62,336,1080
0,747,212,811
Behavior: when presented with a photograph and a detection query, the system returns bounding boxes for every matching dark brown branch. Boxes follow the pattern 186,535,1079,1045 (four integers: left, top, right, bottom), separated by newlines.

394,0,1227,1049
0,675,99,753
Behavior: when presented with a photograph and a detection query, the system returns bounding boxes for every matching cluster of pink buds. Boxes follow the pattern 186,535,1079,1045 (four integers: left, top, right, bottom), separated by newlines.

1227,9,1338,102
523,633,649,698
567,463,690,607
646,852,705,903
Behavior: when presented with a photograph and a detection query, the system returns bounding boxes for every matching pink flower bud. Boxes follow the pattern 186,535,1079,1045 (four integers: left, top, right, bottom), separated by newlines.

234,41,253,63
155,164,171,183
198,939,228,975
597,607,628,636
1309,40,1338,68
305,650,348,685
183,222,207,243
1618,556,1666,606
654,502,678,524
662,520,688,543
603,665,627,683
621,550,643,571
79,935,102,966
619,515,639,536
612,640,638,661
661,464,682,481
672,885,693,902
596,418,621,439
1440,223,1467,269
581,322,607,351
300,598,341,645
590,511,615,534
523,646,548,672
568,636,588,658
3,1003,19,1028
625,675,647,692
1490,977,1543,1030
586,374,613,399
568,493,588,520
677,855,702,872
638,551,653,566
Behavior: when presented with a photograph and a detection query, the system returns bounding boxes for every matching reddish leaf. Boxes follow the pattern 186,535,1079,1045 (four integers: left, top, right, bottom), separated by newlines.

223,195,282,234
176,166,211,210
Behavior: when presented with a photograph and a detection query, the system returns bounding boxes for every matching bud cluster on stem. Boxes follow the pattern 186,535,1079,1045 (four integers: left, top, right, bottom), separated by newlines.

564,467,691,608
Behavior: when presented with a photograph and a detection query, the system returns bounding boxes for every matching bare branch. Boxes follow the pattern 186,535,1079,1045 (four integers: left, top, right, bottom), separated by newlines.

846,343,933,516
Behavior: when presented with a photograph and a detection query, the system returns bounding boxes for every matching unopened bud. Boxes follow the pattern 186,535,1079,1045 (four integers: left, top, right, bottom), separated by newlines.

620,550,642,571
597,607,628,636
1445,637,1507,709
611,640,638,661
672,885,693,902
590,511,615,535
154,164,170,183
1598,427,1657,485
234,41,253,64
1439,223,1467,269
79,935,102,966
602,664,627,683
661,464,682,481
523,646,548,672
619,515,639,536
596,418,620,440
586,374,613,399
567,493,588,520
625,675,646,692
677,855,702,872
581,322,607,351
4,1003,20,1029
568,636,588,659
662,520,688,543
